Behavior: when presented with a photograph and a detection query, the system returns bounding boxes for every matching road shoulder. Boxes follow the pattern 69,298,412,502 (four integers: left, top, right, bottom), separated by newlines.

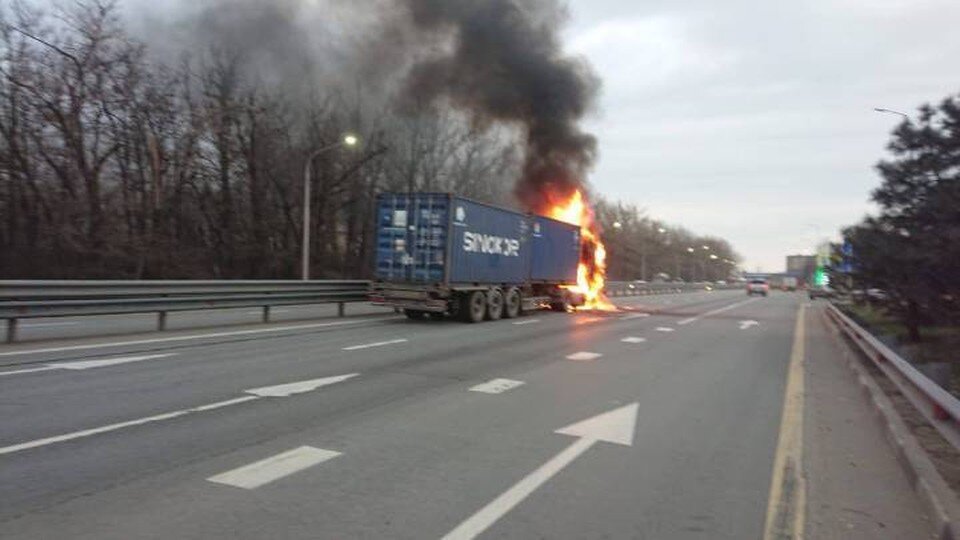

803,304,934,539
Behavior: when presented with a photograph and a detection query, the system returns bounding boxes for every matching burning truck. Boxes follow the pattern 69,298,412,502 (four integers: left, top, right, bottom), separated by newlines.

371,190,614,322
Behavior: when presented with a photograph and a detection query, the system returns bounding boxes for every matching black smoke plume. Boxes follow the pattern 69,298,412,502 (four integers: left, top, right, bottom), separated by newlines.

398,0,599,212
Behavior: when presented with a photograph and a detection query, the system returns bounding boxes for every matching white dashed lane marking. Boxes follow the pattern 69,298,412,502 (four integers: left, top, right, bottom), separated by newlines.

655,327,675,333
621,337,647,343
512,319,541,325
566,352,602,361
470,379,525,394
207,446,341,490
342,338,408,351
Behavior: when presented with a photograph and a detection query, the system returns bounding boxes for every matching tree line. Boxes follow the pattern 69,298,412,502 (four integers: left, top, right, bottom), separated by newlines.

0,1,740,281
594,199,739,283
838,91,960,341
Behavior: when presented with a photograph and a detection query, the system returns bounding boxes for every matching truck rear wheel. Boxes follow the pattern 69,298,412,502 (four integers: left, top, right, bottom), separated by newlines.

503,287,521,319
486,288,504,320
460,291,486,323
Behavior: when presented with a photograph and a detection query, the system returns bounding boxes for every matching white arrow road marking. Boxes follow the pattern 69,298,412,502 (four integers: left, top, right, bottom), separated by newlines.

512,319,540,325
52,353,174,370
655,327,675,332
620,313,649,320
342,338,407,351
565,351,602,361
441,403,638,540
245,373,360,397
739,320,759,330
207,446,341,490
621,337,647,344
0,366,60,377
470,379,525,394
677,297,758,326
0,354,176,377
0,374,357,455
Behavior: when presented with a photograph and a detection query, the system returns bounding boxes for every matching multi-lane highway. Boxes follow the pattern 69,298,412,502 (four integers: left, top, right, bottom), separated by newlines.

0,291,934,538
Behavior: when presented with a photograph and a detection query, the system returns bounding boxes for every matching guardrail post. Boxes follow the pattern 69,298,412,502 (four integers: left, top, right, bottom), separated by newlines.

338,302,345,317
157,311,167,331
6,318,17,343
262,306,271,323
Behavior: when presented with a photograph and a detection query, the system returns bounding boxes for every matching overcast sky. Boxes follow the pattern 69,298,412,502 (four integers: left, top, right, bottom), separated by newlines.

562,0,960,271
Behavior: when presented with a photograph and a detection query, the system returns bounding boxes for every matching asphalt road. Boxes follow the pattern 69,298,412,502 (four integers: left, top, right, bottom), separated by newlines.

0,291,933,538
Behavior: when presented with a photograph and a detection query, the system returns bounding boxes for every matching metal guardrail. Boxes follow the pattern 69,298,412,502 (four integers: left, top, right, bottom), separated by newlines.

604,281,741,296
0,280,371,343
826,303,960,450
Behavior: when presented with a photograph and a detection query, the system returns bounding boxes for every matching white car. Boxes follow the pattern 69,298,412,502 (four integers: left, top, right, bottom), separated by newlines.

746,278,769,297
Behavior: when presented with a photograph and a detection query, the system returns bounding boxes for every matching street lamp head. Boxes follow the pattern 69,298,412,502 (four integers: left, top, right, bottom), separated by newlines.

702,245,710,250
657,227,666,234
343,134,359,147
612,221,622,229
709,254,718,260
687,247,695,253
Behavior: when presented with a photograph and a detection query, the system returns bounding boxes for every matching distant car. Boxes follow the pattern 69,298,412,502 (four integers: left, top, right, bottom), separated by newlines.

808,286,835,299
746,278,769,297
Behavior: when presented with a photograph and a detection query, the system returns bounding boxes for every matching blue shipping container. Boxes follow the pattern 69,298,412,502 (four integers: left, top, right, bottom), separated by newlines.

374,193,579,286
530,216,580,283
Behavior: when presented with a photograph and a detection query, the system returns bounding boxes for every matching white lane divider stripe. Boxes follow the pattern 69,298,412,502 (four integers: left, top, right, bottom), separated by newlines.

470,379,525,394
566,352,602,361
655,327,675,332
620,313,650,320
621,337,647,343
207,446,341,490
512,319,540,325
342,338,407,351
677,317,697,325
0,317,391,358
0,373,358,456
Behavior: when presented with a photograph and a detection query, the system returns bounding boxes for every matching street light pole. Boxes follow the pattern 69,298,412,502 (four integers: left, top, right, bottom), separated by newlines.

874,107,911,122
301,135,359,280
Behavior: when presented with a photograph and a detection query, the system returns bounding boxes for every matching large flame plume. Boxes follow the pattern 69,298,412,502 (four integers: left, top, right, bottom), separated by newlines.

541,189,616,311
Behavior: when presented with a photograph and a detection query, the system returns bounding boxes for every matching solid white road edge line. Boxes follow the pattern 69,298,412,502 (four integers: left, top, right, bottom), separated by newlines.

0,317,390,358
342,338,408,351
0,366,60,377
0,374,358,455
207,446,341,489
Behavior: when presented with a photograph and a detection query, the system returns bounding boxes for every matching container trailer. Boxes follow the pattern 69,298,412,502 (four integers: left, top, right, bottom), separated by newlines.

370,193,584,322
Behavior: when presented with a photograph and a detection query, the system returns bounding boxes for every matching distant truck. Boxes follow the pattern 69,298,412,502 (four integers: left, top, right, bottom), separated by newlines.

370,193,585,322
781,276,798,291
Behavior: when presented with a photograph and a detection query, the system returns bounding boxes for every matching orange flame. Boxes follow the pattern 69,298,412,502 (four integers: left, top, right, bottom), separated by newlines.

542,189,616,311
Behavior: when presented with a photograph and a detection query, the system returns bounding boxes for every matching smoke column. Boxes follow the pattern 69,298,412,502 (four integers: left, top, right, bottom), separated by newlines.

397,0,599,212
